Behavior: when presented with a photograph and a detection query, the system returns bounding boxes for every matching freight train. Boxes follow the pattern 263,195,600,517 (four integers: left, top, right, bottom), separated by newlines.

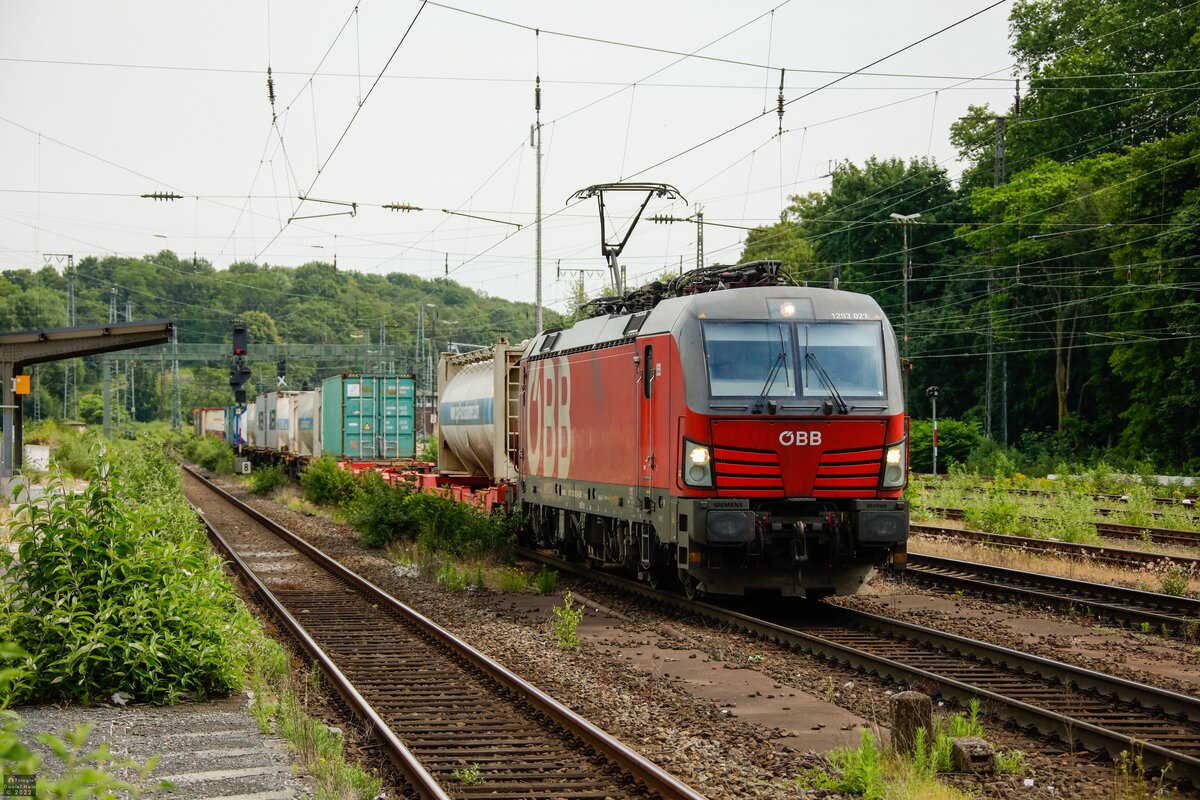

195,373,417,469
438,261,909,599
194,261,908,598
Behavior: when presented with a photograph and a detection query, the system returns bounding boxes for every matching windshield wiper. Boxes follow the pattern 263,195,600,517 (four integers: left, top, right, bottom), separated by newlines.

753,330,792,415
805,352,849,415
751,350,786,414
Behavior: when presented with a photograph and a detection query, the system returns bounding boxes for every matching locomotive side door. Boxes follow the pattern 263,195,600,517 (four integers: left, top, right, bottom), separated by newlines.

638,335,670,496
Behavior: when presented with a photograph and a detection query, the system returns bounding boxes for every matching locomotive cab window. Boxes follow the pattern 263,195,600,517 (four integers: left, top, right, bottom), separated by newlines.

703,322,796,398
643,345,654,399
803,323,885,399
702,320,885,403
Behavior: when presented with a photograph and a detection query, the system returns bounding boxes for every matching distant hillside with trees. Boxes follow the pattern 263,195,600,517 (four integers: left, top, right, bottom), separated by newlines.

0,256,560,423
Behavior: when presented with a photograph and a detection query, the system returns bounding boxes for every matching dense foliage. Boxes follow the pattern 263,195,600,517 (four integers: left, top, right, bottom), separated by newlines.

300,460,516,556
300,455,363,507
742,0,1200,472
342,472,421,548
0,446,252,705
181,433,234,473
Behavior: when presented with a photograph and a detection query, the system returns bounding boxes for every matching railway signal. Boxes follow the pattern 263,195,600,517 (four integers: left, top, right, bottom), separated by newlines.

927,385,941,476
230,322,251,403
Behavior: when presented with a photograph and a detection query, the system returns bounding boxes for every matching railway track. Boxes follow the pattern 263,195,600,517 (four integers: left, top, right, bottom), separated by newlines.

1006,487,1197,511
903,553,1200,639
182,465,706,800
912,522,1200,570
519,549,1200,786
926,507,1200,550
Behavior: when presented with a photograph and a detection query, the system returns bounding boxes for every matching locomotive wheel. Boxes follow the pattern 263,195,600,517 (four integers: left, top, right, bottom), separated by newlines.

678,570,702,601
644,567,672,590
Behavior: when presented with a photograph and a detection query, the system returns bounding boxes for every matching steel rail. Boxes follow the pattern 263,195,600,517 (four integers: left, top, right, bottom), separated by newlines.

913,522,1200,570
187,465,707,800
1006,487,1197,510
905,553,1200,639
199,508,450,800
925,508,1200,550
518,547,1200,786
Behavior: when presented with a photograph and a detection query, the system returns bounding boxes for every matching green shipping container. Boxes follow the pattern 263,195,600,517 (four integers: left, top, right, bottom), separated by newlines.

320,374,416,459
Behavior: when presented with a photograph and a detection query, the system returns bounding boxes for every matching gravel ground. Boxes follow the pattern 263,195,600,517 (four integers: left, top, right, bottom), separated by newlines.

205,473,1195,800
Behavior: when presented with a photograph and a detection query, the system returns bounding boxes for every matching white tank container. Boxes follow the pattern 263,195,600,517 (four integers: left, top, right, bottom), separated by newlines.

437,339,525,481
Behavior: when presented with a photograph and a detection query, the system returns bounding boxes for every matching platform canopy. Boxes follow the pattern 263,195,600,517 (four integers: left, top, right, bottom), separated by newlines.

1,319,174,491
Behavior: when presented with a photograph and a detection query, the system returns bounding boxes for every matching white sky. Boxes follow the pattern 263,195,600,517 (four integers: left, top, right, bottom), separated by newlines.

0,0,1016,316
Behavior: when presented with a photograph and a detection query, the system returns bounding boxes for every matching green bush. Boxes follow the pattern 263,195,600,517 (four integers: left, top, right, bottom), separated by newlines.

111,443,207,545
418,431,438,464
1158,564,1191,597
248,463,288,495
407,490,517,558
534,565,559,595
908,417,983,474
0,450,252,705
551,592,584,648
810,728,886,798
182,434,234,474
300,456,362,507
52,431,95,478
931,699,985,773
962,487,1024,536
437,562,469,592
344,473,420,548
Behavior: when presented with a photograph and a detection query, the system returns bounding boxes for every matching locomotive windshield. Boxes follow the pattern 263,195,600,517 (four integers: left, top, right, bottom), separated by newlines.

703,321,885,404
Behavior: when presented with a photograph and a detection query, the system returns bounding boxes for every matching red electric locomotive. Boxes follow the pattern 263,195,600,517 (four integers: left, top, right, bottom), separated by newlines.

518,261,908,598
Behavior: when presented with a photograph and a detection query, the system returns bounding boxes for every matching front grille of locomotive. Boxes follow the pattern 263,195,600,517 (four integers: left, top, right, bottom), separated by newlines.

712,443,884,498
713,445,784,497
813,445,884,496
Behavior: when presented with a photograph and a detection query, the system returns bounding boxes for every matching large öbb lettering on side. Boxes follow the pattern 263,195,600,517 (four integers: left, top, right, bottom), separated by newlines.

526,357,572,477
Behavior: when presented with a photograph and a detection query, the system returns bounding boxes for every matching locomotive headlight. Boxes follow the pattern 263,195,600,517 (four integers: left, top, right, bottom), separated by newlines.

683,439,714,488
881,441,907,488
780,301,796,318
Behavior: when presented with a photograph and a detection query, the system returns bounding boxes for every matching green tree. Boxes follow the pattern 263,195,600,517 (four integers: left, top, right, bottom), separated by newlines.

1008,0,1200,165
240,310,281,344
963,155,1126,433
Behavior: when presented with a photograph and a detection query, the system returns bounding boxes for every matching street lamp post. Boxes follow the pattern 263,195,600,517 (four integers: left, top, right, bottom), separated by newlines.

888,212,921,365
889,212,920,407
926,385,941,477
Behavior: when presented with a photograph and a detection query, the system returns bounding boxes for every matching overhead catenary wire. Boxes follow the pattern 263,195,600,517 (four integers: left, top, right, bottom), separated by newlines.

254,1,430,262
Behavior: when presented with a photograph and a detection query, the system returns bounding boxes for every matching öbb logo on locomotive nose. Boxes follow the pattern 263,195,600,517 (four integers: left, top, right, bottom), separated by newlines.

779,430,822,446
